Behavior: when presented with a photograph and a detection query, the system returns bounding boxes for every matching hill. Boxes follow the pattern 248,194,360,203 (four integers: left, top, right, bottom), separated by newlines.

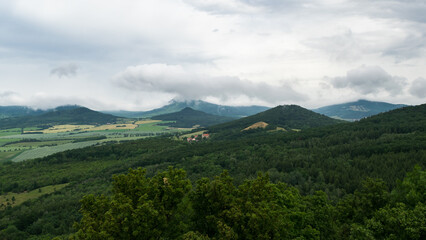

0,103,425,239
0,106,46,119
151,107,234,128
103,100,269,118
312,99,407,121
0,107,118,129
209,104,344,134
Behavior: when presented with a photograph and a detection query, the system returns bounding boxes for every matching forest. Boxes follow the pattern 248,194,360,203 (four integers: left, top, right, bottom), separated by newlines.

0,104,425,239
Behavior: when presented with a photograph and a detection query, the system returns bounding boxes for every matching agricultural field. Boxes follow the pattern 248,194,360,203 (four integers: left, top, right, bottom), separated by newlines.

0,119,191,162
0,183,69,209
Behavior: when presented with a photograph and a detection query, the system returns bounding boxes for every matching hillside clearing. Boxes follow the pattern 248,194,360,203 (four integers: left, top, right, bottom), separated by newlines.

243,121,269,131
0,183,69,209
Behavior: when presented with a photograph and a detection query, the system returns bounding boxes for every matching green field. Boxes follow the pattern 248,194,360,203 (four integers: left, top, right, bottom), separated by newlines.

6,140,73,148
11,141,101,162
0,183,69,209
0,120,191,163
0,150,23,163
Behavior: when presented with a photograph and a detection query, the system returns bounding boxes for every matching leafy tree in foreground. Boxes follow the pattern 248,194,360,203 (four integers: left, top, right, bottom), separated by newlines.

72,167,191,239
72,167,425,240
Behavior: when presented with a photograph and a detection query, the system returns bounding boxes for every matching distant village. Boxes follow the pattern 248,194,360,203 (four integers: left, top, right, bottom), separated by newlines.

186,133,209,142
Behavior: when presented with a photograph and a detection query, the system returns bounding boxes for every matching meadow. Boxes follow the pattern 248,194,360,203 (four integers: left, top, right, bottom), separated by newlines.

0,183,69,209
0,120,190,163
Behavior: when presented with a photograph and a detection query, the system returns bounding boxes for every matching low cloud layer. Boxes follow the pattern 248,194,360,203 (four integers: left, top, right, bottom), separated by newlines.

329,65,406,95
50,64,78,78
115,64,306,104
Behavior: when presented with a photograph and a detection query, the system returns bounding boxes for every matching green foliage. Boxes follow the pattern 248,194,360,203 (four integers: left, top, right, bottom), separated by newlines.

0,103,425,239
0,107,118,129
74,167,191,239
152,107,234,128
209,105,344,136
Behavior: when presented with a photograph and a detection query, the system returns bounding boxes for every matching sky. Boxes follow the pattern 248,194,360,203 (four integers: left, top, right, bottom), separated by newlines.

0,0,425,111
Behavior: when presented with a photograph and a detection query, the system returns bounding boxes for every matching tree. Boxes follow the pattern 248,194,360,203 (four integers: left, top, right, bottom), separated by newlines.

73,167,191,239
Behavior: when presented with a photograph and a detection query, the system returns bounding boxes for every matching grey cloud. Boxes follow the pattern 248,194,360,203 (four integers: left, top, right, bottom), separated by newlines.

383,33,426,60
357,0,426,23
50,64,78,78
183,0,310,14
0,91,17,98
409,77,426,98
304,30,361,61
115,64,306,104
329,65,406,95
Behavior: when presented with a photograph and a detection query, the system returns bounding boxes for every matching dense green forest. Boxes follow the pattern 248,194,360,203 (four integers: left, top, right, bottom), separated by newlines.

208,105,344,134
0,107,118,130
0,104,425,239
104,100,269,119
152,107,234,128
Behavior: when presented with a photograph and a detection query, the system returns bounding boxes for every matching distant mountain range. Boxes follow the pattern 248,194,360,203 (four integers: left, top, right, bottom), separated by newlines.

209,105,344,134
0,100,410,128
0,107,118,129
312,100,407,121
103,100,269,119
152,107,234,128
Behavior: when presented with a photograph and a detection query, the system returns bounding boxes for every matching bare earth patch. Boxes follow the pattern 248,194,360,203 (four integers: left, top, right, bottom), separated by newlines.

243,121,269,131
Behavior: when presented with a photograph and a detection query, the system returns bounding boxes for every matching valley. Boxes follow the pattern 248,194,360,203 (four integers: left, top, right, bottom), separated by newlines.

0,100,424,239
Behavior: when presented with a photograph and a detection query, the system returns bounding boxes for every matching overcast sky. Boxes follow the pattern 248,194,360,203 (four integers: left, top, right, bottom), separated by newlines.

0,0,425,110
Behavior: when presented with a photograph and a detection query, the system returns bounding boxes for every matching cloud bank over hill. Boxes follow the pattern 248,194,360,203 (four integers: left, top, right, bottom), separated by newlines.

115,64,306,104
0,0,425,110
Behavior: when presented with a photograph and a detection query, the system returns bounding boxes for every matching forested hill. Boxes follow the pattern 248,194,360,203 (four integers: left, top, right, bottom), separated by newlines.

0,104,425,239
312,99,407,121
209,104,344,133
0,106,46,119
0,107,118,129
152,107,234,128
103,100,269,118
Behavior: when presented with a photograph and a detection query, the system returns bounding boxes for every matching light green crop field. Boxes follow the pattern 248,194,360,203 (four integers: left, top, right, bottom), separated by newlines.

6,140,74,148
12,141,101,162
0,138,20,146
0,183,69,209
0,129,21,137
0,150,23,163
0,120,191,162
134,121,170,131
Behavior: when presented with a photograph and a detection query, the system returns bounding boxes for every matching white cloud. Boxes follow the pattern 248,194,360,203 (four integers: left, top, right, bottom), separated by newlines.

114,64,306,104
0,0,425,110
329,65,406,95
50,63,78,78
409,77,426,98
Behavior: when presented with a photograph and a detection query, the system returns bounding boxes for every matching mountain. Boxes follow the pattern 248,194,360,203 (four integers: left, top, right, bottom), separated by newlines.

103,100,269,118
312,99,407,121
0,106,46,119
209,104,344,133
0,106,118,129
1,103,424,239
151,107,234,128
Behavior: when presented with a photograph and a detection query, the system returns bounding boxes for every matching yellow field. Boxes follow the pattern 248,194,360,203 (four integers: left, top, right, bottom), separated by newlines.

24,124,138,134
134,120,161,125
243,121,269,131
0,183,69,209
25,124,93,133
90,124,138,131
